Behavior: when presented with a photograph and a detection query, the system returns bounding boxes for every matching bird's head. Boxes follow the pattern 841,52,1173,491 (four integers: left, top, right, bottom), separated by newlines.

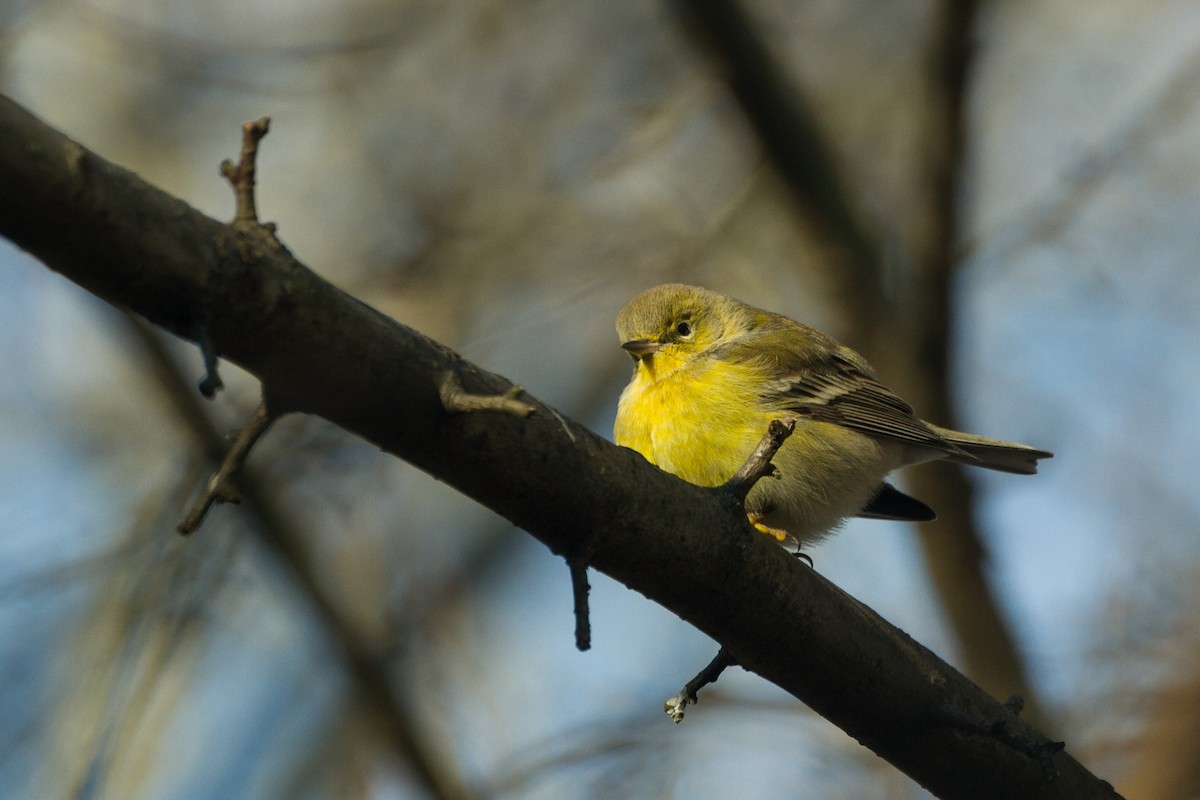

615,283,748,378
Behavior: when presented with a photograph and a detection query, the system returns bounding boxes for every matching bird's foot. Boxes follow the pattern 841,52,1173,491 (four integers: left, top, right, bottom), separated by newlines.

747,512,789,542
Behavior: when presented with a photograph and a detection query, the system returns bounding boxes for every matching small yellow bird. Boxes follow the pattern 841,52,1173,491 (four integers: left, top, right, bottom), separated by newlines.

614,283,1051,544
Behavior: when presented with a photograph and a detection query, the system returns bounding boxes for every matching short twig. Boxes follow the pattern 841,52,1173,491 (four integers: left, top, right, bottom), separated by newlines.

196,321,224,398
439,372,537,417
178,400,276,535
722,417,795,502
568,556,591,651
664,648,738,723
220,116,271,225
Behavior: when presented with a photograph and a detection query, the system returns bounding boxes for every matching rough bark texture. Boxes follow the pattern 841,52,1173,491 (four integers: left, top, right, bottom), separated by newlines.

0,95,1122,800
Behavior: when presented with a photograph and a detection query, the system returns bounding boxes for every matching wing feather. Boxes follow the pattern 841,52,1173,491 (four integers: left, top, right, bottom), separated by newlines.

712,320,964,456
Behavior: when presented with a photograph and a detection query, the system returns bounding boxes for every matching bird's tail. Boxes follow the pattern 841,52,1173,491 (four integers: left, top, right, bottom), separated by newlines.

928,424,1053,475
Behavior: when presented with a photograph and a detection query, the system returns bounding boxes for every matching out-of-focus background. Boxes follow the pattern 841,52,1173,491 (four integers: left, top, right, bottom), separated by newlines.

2,1,1198,798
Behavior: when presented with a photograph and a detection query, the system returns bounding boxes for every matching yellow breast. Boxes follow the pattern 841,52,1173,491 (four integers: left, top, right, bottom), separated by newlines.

614,353,766,487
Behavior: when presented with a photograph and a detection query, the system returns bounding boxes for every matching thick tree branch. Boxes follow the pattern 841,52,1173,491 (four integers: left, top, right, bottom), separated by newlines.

0,96,1120,800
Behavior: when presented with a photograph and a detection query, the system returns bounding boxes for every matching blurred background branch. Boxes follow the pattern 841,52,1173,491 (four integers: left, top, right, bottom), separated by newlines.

672,0,886,328
674,0,1045,727
901,0,1048,730
127,316,473,800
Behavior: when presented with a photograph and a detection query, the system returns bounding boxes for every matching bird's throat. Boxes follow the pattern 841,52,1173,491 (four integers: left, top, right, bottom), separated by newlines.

635,350,689,384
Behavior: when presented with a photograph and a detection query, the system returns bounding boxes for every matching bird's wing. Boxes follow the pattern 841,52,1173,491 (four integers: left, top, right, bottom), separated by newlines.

716,321,965,456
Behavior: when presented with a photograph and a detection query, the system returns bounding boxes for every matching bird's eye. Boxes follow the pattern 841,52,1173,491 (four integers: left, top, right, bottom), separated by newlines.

675,321,692,337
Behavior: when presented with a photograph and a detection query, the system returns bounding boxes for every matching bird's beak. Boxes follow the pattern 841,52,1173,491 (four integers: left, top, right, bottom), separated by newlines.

621,339,662,359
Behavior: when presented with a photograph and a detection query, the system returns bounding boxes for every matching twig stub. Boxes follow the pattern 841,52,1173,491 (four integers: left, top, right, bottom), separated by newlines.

664,648,738,724
439,372,537,418
221,116,272,226
722,417,796,502
196,322,224,398
568,556,591,651
178,400,276,535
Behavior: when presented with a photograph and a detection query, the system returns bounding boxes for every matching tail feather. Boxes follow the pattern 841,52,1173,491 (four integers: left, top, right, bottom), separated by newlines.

927,424,1053,475
858,483,936,522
